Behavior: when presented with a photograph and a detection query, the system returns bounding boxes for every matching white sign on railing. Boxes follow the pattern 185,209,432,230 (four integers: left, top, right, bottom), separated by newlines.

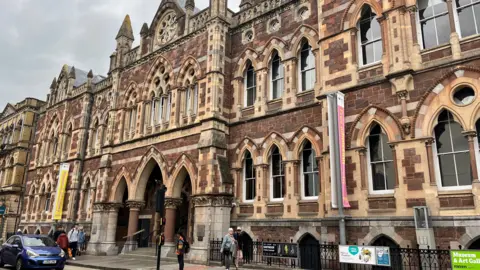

339,245,391,267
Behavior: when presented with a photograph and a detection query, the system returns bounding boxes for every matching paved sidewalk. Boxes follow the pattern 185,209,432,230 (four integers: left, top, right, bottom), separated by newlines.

67,255,253,270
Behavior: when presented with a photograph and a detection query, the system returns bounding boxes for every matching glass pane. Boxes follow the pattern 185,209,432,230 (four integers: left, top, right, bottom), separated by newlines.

245,156,253,178
304,173,319,197
457,0,472,7
371,18,381,39
475,4,480,34
246,179,256,200
303,148,313,172
459,6,477,37
382,134,393,160
421,18,437,48
272,153,281,175
247,88,255,106
362,43,375,65
433,0,448,13
455,152,473,185
302,69,315,91
438,154,457,186
450,122,469,151
374,40,383,62
476,120,480,144
435,122,453,153
272,58,281,79
273,79,283,99
247,69,255,88
360,20,372,43
419,6,433,20
273,176,283,198
385,162,395,189
369,134,382,161
371,163,386,190
436,14,451,45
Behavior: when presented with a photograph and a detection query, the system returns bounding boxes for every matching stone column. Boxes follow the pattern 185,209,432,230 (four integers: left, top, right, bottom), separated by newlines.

88,202,122,256
358,147,367,190
463,131,479,182
164,198,182,243
425,138,436,185
389,143,400,187
123,200,144,253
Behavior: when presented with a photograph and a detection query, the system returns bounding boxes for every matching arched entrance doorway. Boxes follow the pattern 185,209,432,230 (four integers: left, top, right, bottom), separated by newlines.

299,234,319,270
239,232,253,264
174,168,193,242
371,235,401,270
468,238,480,249
138,161,163,248
115,178,129,250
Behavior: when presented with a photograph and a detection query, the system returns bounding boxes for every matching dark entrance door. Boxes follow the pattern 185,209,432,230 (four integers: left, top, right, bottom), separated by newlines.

137,219,151,248
469,238,480,249
372,236,401,270
299,234,320,270
240,232,253,264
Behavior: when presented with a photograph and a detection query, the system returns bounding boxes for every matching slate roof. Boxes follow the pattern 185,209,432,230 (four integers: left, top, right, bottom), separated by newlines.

66,66,105,87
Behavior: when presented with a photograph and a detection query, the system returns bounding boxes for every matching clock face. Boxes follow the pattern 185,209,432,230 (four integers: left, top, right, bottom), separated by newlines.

157,12,178,45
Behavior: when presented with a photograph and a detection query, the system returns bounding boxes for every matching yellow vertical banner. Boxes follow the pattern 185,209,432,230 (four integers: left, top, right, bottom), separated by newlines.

53,163,70,220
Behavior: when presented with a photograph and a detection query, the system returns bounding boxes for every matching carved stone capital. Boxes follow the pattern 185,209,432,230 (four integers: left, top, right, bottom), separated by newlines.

424,138,435,146
462,130,477,139
357,147,367,155
165,198,183,209
93,202,120,212
192,195,234,207
126,200,145,210
396,90,409,99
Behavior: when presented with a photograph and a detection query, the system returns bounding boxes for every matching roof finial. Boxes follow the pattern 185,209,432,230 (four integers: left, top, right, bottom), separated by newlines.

140,23,149,37
50,77,57,89
185,0,195,10
87,70,94,78
116,14,134,40
69,66,76,79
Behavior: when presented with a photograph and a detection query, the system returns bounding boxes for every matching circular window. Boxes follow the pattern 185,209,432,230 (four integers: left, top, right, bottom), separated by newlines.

453,86,475,105
270,19,280,32
244,31,254,42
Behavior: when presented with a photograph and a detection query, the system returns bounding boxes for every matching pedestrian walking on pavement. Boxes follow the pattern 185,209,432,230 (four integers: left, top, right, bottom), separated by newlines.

68,224,80,260
176,232,186,270
77,227,86,256
220,228,237,270
56,231,69,258
53,225,66,241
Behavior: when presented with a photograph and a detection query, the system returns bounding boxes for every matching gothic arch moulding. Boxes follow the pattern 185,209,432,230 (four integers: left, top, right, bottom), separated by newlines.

362,228,411,247
176,56,204,86
132,147,169,201
233,137,260,169
347,105,404,148
293,229,321,243
261,132,289,163
260,37,288,67
341,0,383,30
290,25,319,55
168,154,197,198
235,48,260,78
109,166,132,202
412,66,480,138
144,56,175,94
290,126,322,160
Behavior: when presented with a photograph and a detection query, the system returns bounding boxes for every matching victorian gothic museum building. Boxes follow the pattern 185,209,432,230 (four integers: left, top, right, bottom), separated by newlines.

2,0,480,261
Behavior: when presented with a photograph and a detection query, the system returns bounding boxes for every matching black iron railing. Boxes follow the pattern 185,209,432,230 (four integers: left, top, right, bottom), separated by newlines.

209,239,453,270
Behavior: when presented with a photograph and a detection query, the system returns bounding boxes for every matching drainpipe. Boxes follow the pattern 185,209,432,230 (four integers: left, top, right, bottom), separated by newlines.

15,111,39,231
71,91,94,226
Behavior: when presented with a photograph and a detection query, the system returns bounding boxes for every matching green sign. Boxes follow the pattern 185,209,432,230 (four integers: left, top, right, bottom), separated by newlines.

451,250,480,269
0,206,5,215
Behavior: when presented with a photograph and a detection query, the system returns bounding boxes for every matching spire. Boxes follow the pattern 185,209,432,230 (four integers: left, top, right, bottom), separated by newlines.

50,77,57,89
69,66,76,79
185,0,195,10
116,15,134,40
140,23,149,37
87,70,94,78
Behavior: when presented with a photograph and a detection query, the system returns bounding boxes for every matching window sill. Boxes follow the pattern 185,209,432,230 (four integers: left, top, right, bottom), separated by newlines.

267,98,282,105
241,105,255,111
358,61,382,72
420,43,451,55
459,33,480,45
367,193,394,199
296,89,314,97
299,197,319,202
436,186,473,194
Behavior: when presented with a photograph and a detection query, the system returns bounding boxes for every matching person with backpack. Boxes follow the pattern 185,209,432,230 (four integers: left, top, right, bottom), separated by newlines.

220,228,237,270
176,232,188,270
67,224,80,260
56,231,69,258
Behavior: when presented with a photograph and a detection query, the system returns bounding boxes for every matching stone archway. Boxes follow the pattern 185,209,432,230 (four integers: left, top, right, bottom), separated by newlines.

115,177,129,249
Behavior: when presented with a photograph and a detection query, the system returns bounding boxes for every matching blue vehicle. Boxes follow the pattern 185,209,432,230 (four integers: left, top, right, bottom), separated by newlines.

0,234,66,270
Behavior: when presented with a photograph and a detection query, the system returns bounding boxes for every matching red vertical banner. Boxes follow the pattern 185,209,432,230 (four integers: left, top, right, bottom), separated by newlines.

337,93,350,208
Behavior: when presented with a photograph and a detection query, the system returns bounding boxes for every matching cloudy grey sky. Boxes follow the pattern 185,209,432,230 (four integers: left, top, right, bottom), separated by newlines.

0,0,240,110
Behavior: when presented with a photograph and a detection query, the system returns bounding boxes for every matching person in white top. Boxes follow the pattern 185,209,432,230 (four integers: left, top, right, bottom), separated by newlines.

67,224,80,260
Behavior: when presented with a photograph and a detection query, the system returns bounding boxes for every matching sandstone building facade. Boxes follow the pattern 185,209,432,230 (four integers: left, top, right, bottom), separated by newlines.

13,0,480,261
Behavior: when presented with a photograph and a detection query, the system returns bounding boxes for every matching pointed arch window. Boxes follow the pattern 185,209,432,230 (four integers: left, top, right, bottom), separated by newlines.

245,61,256,107
301,141,319,199
434,111,472,188
299,40,316,92
45,191,51,212
102,116,109,145
150,94,156,127
367,124,395,193
52,137,59,157
83,180,91,213
270,146,285,200
358,5,382,66
417,0,451,49
270,52,284,100
193,84,198,115
243,151,256,202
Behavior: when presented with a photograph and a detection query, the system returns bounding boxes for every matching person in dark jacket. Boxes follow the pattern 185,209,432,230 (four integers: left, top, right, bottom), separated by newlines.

56,232,69,258
53,225,66,242
176,232,186,270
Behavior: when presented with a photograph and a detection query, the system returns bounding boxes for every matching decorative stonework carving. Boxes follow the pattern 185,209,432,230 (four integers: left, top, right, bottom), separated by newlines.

243,30,254,44
93,202,123,211
165,198,183,209
192,195,233,207
157,12,178,45
126,200,145,209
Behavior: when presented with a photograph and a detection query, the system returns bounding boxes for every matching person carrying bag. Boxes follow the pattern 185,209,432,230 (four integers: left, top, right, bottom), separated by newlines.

220,228,237,270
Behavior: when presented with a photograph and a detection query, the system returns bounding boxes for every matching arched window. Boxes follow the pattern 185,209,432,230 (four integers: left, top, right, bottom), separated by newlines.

270,52,284,100
185,82,192,114
193,84,198,115
83,181,91,212
367,124,395,193
270,146,285,200
299,40,315,92
45,191,51,212
64,126,72,157
358,5,382,66
129,106,137,133
417,0,451,49
301,141,319,199
244,61,256,107
434,110,472,187
92,121,99,152
454,0,480,38
243,151,256,202
52,137,59,157
102,115,109,145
